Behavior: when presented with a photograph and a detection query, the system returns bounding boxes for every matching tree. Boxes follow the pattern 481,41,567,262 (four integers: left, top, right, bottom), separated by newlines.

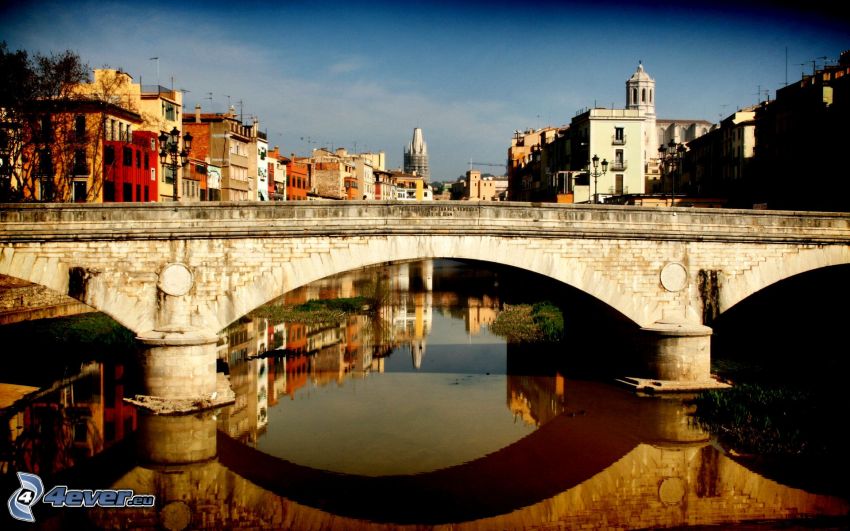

0,43,95,202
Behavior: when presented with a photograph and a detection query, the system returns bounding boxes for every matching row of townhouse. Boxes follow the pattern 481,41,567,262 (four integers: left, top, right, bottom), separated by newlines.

508,63,711,205
307,147,433,201
684,49,850,211
4,66,434,204
3,68,313,203
509,48,850,212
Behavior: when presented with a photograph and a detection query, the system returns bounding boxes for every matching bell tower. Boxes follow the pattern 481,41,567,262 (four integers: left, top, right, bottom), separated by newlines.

626,61,655,117
626,62,657,170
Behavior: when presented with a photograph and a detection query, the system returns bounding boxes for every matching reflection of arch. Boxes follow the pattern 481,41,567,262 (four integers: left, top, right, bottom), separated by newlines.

216,381,681,524
220,238,648,333
719,247,850,315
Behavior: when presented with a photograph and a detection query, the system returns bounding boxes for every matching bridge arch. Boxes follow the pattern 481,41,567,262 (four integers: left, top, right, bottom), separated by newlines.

0,249,156,335
218,234,650,333
718,246,850,316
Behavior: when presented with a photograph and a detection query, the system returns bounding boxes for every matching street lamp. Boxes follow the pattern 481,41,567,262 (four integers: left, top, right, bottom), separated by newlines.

0,126,10,202
159,127,193,202
589,153,608,204
657,139,686,206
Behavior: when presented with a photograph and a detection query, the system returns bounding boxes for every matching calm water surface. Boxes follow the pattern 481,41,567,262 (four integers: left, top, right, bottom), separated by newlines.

1,259,847,529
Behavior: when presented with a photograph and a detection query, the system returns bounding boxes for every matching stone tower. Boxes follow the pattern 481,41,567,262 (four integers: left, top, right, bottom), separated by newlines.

404,127,430,182
626,62,657,166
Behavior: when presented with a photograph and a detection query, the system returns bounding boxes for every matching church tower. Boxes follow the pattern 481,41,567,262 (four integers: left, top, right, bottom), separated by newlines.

626,62,657,169
404,127,430,182
626,62,655,116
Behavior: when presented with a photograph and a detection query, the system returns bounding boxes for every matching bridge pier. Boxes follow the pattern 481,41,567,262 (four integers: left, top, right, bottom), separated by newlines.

621,319,729,392
129,331,235,414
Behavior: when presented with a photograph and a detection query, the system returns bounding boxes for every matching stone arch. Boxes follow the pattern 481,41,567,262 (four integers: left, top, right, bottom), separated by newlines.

213,235,654,333
718,246,850,315
0,248,151,335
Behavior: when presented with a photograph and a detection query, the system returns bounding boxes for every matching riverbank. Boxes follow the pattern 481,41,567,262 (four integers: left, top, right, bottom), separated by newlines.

251,296,375,324
490,302,564,343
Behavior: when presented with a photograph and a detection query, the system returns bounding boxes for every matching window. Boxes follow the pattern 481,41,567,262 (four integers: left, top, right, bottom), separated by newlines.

104,181,115,202
40,115,53,143
641,88,646,103
104,146,115,165
615,149,624,164
163,165,175,184
231,165,248,181
73,181,87,203
123,183,132,201
74,115,86,141
38,149,53,176
123,147,132,166
136,150,141,168
136,184,141,201
144,186,149,202
73,149,88,175
150,168,156,181
144,152,149,169
649,89,653,103
632,88,637,104
163,101,176,121
615,174,624,195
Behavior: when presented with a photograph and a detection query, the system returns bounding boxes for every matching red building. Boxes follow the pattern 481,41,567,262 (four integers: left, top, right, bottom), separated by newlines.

103,130,158,202
284,156,311,200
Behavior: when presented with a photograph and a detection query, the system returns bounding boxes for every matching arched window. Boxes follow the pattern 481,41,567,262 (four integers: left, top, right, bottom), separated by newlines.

632,88,637,104
649,89,653,103
642,88,646,103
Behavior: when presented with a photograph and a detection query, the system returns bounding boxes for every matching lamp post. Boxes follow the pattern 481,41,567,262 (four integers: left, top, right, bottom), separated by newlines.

657,139,686,206
589,153,608,204
0,126,10,202
159,127,192,202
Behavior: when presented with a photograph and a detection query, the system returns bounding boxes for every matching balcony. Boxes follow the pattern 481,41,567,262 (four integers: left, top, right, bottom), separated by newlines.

610,160,627,171
612,134,626,145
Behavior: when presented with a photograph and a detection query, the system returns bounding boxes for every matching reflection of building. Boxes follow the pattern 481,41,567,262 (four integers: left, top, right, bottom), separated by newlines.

3,361,136,476
466,295,499,335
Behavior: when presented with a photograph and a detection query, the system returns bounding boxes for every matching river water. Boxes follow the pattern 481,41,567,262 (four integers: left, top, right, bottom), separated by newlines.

0,259,848,529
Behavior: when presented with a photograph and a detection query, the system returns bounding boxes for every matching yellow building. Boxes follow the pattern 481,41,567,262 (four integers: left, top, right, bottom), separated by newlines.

80,69,185,201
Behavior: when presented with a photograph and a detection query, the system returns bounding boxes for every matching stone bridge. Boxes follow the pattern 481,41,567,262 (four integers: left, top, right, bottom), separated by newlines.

2,202,849,404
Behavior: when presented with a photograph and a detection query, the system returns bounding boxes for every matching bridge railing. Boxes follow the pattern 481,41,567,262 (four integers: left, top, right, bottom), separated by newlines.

1,201,849,244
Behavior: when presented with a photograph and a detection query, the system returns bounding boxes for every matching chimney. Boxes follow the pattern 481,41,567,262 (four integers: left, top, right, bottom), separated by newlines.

194,104,201,123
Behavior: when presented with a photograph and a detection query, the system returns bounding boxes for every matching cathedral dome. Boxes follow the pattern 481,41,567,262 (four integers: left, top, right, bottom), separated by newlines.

629,62,654,82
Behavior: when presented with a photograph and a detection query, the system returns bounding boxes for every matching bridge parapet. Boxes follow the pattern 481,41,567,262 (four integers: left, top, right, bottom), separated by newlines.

2,201,849,244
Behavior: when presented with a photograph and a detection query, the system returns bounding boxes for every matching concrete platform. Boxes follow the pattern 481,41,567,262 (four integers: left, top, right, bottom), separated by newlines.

616,376,731,394
125,372,235,415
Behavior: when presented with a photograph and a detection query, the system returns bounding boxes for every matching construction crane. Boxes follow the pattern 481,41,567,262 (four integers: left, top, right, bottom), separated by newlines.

468,159,507,173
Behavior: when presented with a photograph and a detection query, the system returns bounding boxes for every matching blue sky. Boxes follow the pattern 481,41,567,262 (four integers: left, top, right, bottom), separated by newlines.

2,1,847,181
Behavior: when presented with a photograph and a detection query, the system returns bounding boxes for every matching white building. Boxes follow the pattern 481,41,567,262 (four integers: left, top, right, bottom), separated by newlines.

569,63,713,202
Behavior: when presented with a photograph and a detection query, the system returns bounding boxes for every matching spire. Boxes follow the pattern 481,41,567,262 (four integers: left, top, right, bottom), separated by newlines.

409,127,427,155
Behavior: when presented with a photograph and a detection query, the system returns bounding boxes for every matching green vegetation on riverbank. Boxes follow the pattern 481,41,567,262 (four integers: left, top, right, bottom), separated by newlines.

251,296,373,324
490,302,564,343
693,384,819,457
0,312,135,355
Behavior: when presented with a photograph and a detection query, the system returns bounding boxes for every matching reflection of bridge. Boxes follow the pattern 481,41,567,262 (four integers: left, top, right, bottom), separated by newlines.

70,380,848,530
2,203,850,407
